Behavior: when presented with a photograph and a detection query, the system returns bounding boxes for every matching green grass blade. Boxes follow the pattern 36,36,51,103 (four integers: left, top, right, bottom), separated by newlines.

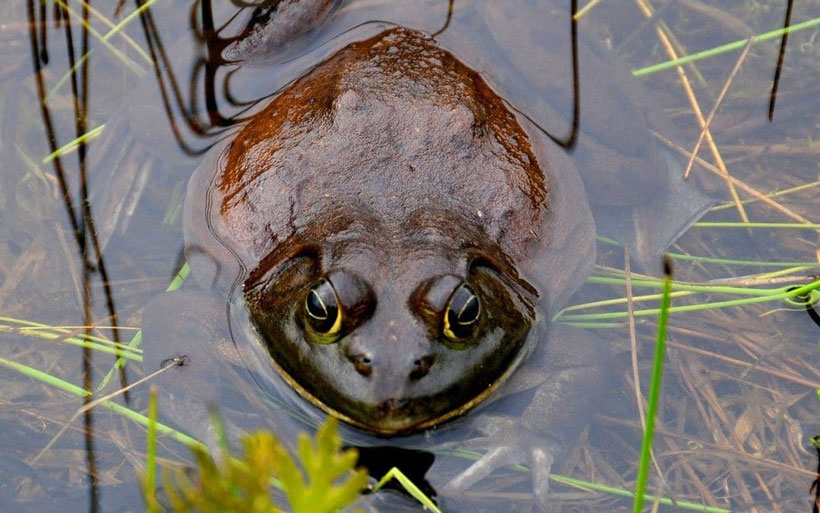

557,279,820,321
0,356,205,452
586,274,817,296
47,0,160,97
373,467,442,513
95,262,190,393
0,317,142,360
665,253,818,268
445,447,729,511
42,124,106,163
166,262,191,292
144,388,160,513
597,235,817,267
632,15,820,76
558,290,694,314
552,472,731,512
53,0,144,76
633,257,673,513
558,321,626,329
710,179,820,212
694,222,820,229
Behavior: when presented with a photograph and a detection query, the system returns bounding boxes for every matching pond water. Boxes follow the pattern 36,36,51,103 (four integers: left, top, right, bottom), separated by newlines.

1,1,819,512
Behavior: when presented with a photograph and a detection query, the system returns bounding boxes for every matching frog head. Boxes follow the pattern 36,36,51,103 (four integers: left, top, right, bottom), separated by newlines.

241,206,538,434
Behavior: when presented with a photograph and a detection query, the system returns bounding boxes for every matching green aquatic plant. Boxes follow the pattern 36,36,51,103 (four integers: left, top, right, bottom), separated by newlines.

145,413,367,513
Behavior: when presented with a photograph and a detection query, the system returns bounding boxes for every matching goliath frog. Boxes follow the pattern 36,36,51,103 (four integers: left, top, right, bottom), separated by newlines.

141,0,713,509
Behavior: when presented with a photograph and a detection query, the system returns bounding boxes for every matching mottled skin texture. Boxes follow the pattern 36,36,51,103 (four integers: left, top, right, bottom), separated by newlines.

171,24,600,508
218,29,545,264
195,28,584,435
143,2,713,509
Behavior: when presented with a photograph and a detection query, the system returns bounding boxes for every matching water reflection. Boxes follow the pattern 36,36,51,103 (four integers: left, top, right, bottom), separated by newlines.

3,1,820,512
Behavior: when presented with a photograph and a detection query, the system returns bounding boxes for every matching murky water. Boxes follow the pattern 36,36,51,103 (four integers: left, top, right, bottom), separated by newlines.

1,1,819,512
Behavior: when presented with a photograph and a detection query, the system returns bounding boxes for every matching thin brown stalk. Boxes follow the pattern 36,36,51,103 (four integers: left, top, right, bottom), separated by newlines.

634,0,749,223
653,131,814,224
710,179,820,212
683,39,753,179
626,246,644,425
666,339,820,390
598,414,820,479
30,359,182,465
676,354,760,512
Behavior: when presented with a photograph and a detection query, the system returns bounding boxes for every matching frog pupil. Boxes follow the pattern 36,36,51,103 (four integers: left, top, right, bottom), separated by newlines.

444,284,480,341
306,289,328,320
457,295,479,325
304,280,340,335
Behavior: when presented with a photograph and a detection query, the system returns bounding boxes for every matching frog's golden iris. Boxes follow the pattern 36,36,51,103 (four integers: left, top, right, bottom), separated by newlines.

443,283,481,344
304,279,343,341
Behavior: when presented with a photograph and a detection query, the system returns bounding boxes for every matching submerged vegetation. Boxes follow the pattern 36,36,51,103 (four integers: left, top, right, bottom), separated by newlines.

1,0,820,512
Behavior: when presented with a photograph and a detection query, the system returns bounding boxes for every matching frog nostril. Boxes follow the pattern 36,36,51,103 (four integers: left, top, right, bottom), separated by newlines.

349,354,372,377
409,355,434,380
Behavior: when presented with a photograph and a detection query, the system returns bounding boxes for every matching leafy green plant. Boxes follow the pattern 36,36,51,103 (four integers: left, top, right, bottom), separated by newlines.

146,413,367,513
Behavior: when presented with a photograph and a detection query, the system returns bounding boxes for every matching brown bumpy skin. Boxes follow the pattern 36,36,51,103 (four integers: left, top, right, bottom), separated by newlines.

208,28,561,434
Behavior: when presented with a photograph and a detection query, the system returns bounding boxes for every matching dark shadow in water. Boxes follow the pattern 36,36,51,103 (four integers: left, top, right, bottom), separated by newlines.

785,286,820,329
355,446,437,501
808,302,820,329
139,0,583,157
430,0,453,38
133,0,291,158
560,0,579,149
26,1,103,511
503,0,579,150
768,0,794,121
134,0,221,158
792,285,820,512
22,2,309,505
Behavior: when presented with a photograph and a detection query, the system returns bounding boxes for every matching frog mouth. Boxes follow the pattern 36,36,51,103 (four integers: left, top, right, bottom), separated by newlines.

313,389,500,437
267,350,515,436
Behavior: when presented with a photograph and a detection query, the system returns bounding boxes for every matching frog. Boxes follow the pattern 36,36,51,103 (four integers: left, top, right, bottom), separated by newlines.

133,0,716,510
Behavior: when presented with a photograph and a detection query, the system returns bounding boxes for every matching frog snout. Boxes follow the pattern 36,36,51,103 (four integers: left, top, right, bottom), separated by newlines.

347,352,373,377
409,355,434,380
344,348,435,381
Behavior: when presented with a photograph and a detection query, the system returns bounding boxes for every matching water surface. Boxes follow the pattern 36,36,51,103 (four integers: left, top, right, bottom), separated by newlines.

1,1,819,512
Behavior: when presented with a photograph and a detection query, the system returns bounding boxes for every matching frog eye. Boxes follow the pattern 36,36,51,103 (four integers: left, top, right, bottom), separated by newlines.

443,284,481,341
304,279,343,339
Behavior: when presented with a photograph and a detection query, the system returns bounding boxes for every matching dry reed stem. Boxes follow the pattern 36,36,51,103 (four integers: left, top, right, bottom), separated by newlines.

626,246,644,427
676,353,761,511
683,40,753,179
665,338,820,390
599,414,820,479
30,359,180,465
654,131,814,224
73,0,151,63
634,0,749,223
